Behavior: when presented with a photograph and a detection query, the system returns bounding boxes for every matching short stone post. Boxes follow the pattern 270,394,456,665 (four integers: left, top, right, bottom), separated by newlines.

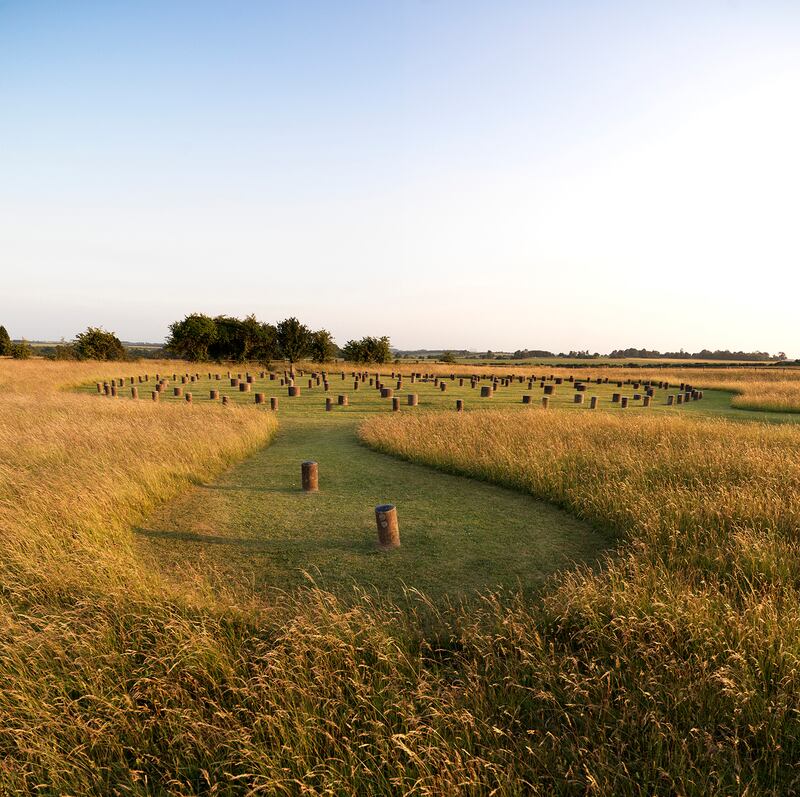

301,461,319,492
375,504,400,549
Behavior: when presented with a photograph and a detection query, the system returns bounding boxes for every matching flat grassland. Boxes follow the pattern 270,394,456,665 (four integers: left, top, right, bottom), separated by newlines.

2,357,800,794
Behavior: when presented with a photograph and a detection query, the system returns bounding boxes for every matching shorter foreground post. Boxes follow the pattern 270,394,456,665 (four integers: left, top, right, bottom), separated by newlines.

301,461,319,492
375,504,400,549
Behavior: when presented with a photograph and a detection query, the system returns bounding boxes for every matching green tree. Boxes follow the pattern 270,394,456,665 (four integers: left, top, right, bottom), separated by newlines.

309,329,337,363
10,340,33,359
440,351,457,364
276,317,311,373
73,327,127,361
0,325,11,356
166,314,217,361
341,335,391,364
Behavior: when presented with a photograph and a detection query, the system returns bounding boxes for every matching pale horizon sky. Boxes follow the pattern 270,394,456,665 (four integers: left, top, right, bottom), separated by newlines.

1,1,798,355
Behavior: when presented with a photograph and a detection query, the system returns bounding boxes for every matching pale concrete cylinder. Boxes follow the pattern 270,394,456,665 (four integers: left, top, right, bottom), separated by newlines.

375,504,400,549
301,461,319,492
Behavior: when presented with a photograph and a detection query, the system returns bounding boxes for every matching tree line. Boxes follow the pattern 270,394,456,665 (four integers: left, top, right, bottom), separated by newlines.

166,313,392,365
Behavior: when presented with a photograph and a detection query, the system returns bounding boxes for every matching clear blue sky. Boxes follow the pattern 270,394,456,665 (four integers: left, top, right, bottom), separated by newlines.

1,1,798,353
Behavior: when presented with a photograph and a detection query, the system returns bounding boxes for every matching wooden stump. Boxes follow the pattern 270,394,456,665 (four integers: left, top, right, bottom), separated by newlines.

338,394,348,406
620,397,628,409
543,385,554,395
440,382,447,392
643,396,651,407
380,388,393,399
522,395,532,404
288,386,300,397
210,390,219,400
185,393,193,403
270,397,279,410
612,393,621,403
407,394,418,406
456,399,463,412
574,393,584,404
151,391,159,401
392,397,400,411
131,387,138,399
301,461,319,492
480,386,491,398
541,396,549,409
230,378,239,387
222,396,229,405
325,397,333,411
375,504,400,549
590,396,598,409
255,393,265,404
173,387,183,397
667,395,675,406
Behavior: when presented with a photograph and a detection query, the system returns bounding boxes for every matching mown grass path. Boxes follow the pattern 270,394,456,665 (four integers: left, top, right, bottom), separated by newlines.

138,408,608,601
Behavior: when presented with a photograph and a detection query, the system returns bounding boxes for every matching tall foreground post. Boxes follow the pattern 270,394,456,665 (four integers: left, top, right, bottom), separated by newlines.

375,504,400,549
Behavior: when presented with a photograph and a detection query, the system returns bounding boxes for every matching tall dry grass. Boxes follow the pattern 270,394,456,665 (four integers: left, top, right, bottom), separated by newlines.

359,409,800,794
0,360,276,599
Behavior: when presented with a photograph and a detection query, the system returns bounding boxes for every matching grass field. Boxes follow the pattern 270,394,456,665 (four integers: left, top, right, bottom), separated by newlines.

3,357,800,793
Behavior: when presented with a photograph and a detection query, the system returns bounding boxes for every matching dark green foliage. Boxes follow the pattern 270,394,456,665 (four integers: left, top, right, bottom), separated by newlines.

73,328,127,361
0,326,11,356
207,315,277,364
10,340,32,359
440,351,457,364
341,336,392,364
309,329,338,363
276,317,311,367
167,314,217,361
52,342,77,360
